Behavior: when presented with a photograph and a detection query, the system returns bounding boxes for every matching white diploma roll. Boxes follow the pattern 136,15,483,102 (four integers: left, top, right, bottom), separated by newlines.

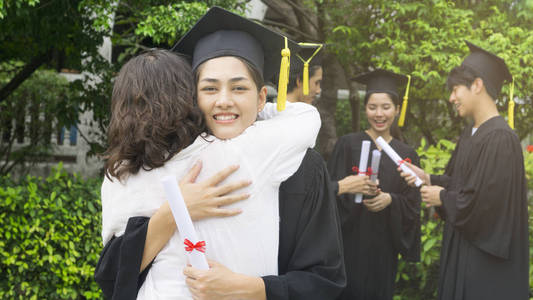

375,136,423,187
370,149,381,183
354,140,371,203
161,176,210,270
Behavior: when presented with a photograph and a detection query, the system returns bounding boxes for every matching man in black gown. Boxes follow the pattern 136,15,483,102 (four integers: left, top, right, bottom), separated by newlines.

402,41,529,299
94,149,346,299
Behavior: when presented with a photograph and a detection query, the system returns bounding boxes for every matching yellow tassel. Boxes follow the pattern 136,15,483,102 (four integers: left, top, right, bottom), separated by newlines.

302,62,309,95
296,43,323,97
398,74,411,127
508,78,515,129
277,37,290,111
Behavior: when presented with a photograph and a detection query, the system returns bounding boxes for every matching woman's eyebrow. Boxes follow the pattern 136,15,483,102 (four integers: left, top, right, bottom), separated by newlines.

229,76,248,83
200,78,219,83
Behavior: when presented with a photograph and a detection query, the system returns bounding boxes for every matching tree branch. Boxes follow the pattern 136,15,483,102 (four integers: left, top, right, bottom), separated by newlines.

253,18,317,41
284,0,320,32
0,49,53,104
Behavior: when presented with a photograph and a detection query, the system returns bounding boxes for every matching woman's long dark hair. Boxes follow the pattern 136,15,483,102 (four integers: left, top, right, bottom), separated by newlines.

104,49,206,181
364,92,404,141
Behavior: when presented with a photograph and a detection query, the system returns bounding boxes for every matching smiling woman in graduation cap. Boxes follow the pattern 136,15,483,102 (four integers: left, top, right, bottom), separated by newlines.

400,41,529,300
95,6,345,300
328,69,421,300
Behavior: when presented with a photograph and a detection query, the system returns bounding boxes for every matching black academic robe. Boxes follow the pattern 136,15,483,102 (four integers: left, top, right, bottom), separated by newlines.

328,132,421,300
94,149,346,300
431,116,529,300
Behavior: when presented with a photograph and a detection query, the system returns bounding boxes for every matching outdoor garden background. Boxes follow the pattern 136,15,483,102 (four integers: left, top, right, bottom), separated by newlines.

1,0,533,299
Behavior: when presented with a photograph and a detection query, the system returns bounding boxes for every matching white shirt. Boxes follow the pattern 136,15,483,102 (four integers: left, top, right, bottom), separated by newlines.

100,102,321,299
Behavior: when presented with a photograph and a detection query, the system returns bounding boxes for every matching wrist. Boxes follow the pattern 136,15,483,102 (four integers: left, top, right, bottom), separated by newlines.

161,202,177,229
337,179,345,195
236,274,266,300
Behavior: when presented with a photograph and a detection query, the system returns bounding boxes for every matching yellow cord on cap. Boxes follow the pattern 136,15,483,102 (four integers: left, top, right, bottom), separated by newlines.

277,36,291,111
508,78,515,129
296,43,323,96
302,62,309,95
398,74,411,127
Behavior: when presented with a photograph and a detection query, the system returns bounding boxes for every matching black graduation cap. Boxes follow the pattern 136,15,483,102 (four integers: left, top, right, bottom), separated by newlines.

354,69,408,100
293,43,323,70
171,6,300,81
461,41,512,98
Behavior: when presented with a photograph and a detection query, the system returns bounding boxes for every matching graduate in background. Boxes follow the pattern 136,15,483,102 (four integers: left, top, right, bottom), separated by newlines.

328,69,421,300
285,43,323,104
400,41,529,300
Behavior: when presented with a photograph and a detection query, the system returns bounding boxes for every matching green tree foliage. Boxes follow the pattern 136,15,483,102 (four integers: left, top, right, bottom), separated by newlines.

0,0,245,162
326,0,533,145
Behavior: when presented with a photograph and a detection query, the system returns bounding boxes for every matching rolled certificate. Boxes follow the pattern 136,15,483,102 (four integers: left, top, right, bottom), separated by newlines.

370,149,381,183
375,136,423,187
355,140,371,203
161,176,209,270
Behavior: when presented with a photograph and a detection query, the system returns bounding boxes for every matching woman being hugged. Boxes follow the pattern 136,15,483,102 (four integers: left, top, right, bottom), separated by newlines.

328,70,421,300
97,7,324,300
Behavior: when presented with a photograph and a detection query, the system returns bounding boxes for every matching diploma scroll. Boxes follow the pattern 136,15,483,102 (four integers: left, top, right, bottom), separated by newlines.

354,140,371,203
375,136,423,187
161,176,209,270
370,149,381,183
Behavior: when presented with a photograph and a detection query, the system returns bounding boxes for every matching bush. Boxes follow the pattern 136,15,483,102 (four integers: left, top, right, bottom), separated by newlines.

0,163,102,299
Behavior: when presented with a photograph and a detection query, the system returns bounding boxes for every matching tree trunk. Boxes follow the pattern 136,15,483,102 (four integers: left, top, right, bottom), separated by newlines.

349,79,361,132
316,52,345,160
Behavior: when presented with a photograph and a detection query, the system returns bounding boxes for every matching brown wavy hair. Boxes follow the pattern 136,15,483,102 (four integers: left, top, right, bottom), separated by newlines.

104,49,205,181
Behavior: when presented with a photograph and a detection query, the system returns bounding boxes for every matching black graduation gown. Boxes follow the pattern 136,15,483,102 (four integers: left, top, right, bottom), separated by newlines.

328,132,421,300
431,116,529,300
94,149,346,300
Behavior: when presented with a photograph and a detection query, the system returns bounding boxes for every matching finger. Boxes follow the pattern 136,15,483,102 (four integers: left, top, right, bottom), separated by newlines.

215,193,251,206
214,179,252,196
208,207,243,217
183,266,201,280
182,160,203,183
204,165,240,187
206,259,219,268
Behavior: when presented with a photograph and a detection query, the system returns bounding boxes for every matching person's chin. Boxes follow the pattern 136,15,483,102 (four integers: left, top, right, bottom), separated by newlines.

370,123,390,134
211,126,245,140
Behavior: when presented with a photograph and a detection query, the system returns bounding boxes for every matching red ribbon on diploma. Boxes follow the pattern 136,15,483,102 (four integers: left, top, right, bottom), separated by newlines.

397,158,412,167
352,166,374,176
184,239,206,253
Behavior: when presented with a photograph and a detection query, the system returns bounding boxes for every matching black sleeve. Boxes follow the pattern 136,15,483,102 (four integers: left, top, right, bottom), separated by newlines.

327,136,357,226
263,150,346,300
94,217,152,300
388,149,421,262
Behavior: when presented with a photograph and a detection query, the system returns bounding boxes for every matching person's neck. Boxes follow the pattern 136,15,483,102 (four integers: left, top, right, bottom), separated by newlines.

472,96,499,128
286,90,300,103
365,128,392,144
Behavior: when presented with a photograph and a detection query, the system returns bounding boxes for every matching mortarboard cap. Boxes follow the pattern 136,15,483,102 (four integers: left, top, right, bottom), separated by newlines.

461,41,512,99
171,7,301,110
354,69,408,101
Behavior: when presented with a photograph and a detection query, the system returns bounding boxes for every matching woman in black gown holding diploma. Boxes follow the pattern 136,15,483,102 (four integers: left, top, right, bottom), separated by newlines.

328,69,421,300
